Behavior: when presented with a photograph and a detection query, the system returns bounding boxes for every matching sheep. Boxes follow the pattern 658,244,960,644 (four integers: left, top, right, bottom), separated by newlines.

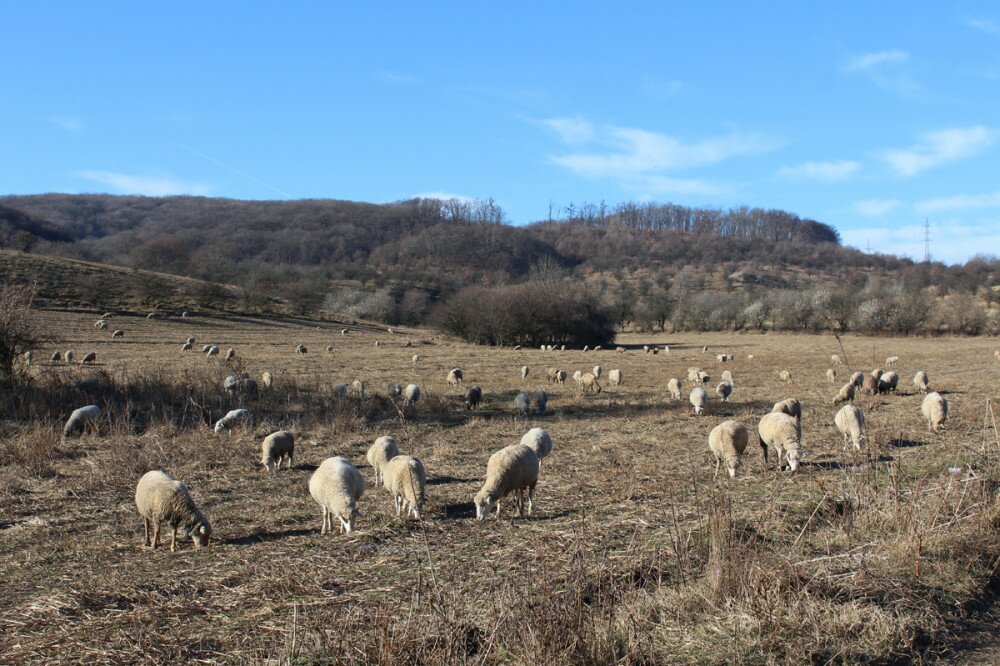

296,345,307,354
594,346,602,351
667,377,682,400
375,340,381,348
521,365,530,380
716,354,727,363
135,470,212,551
834,405,865,451
580,372,602,394
747,354,754,361
878,371,900,394
261,431,295,471
833,382,856,405
206,345,220,357
520,427,553,464
886,355,899,367
352,379,367,399
831,354,842,366
201,344,212,353
63,404,101,437
778,370,791,383
147,312,156,319
572,370,583,385
102,312,113,319
702,345,708,353
826,368,837,383
332,383,347,397
708,420,750,479
561,345,567,351
721,370,733,383
555,370,567,385
772,398,802,422
181,342,193,351
758,412,802,471
366,435,400,484
698,371,711,386
261,371,273,388
643,345,650,354
687,367,700,383
404,340,413,348
651,348,659,355
591,365,601,379
716,381,733,402
23,350,32,365
546,367,559,383
514,391,531,414
341,328,349,336
95,319,108,330
513,345,521,350
608,369,623,386
50,351,62,362
582,345,589,352
913,371,929,393
387,382,403,398
533,389,548,414
224,348,236,361
112,329,124,338
664,345,670,354
861,373,879,395
186,337,195,345
474,444,539,520
383,455,426,519
465,385,483,410
402,383,421,406
75,351,96,366
850,371,865,387
689,387,708,415
921,392,948,432
214,408,252,434
447,368,464,386
224,375,258,396
63,350,74,364
182,311,189,318
309,457,364,534
616,346,626,354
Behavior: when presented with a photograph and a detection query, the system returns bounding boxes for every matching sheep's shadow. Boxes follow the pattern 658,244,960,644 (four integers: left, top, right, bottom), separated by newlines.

444,502,476,519
223,527,314,546
804,454,895,470
427,476,477,486
888,438,927,448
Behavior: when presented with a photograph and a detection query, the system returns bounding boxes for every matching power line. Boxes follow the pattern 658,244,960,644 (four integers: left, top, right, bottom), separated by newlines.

923,218,932,263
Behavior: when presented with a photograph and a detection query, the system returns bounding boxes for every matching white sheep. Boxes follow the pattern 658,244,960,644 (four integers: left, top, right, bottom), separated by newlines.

721,370,733,383
81,352,97,365
261,431,295,471
206,345,220,357
708,420,750,479
747,354,754,361
402,383,421,406
520,428,552,465
555,370,567,385
716,381,733,402
447,368,464,385
580,372,601,394
921,392,948,432
341,328,348,336
834,405,865,451
702,345,708,353
850,371,865,387
262,371,273,388
573,370,583,385
474,443,539,520
826,368,836,383
186,337,195,345
913,371,929,393
698,371,711,385
375,340,381,348
383,455,426,520
352,379,366,399
546,367,559,383
861,373,880,395
201,344,212,353
831,354,842,366
778,370,791,383
521,365,529,380
592,365,601,379
617,346,626,354
181,342,193,352
758,412,802,472
63,404,101,438
689,387,708,415
135,470,211,551
667,377,682,400
687,367,700,383
213,408,252,434
95,319,108,330
514,391,531,414
716,354,727,363
412,354,421,365
833,382,856,405
582,345,589,352
147,312,156,319
608,369,623,386
296,345,307,355
387,382,403,398
772,398,802,422
112,329,124,338
366,435,400,484
309,457,364,534
225,348,236,361
878,371,900,394
886,355,899,367
102,312,113,319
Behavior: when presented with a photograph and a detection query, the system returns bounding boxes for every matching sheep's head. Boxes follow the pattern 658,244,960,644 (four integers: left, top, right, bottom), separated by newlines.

785,449,801,472
338,508,362,534
725,456,741,478
474,491,496,520
190,521,211,548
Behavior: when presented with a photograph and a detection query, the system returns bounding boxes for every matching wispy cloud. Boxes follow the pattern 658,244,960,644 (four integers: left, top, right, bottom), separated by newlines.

843,49,925,99
377,70,422,85
540,117,595,144
76,170,212,196
642,75,686,101
777,160,860,182
855,199,902,217
49,116,84,132
413,191,475,203
844,49,909,72
879,126,999,177
841,220,1000,264
916,191,1000,214
966,18,1000,36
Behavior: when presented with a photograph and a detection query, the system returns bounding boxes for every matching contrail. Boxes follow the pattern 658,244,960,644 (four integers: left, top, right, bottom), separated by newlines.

172,141,293,199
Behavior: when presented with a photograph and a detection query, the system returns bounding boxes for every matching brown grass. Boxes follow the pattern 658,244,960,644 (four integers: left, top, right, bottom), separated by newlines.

1,310,1000,664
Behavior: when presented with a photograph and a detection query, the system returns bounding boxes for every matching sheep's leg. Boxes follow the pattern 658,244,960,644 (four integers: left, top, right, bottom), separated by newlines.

151,523,160,550
776,446,786,471
714,457,721,479
759,438,769,468
286,454,293,470
320,507,328,535
143,518,151,547
395,494,403,516
170,527,178,552
494,501,502,519
526,485,534,515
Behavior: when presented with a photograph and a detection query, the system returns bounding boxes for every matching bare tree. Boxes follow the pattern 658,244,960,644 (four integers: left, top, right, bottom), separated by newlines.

0,283,48,385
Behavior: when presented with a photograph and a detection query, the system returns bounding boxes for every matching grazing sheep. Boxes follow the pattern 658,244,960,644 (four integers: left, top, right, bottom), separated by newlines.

181,311,189,318
474,444,539,520
555,370,567,385
826,368,836,383
533,389,548,414
572,370,583,385
147,312,156,319
213,409,252,434
514,391,531,414
95,319,108,330
878,371,900,394
309,457,365,534
404,340,413,348
758,412,802,471
689,387,708,415
582,345,589,352
352,379,366,399
181,342,193,352
560,345,566,351
580,372,602,394
716,354,727,363
80,352,96,365
296,345,307,354
592,365,602,379
23,350,32,365
831,354,842,366
886,356,899,367
261,431,295,471
716,381,733,402
747,354,754,361
262,371,273,388
921,392,948,432
186,337,195,345
520,427,552,465
833,382,856,405
411,353,422,365
778,370,791,383
135,470,212,551
366,435,400,484
521,365,530,380
383,455,426,519
513,345,521,350
50,351,62,362
447,368,464,385
594,346,602,352
772,398,802,422
63,404,101,437
702,345,708,353
617,346,626,354
664,345,670,354
913,371,929,393
687,367,700,383
667,377,682,400
834,405,865,451
608,369,623,386
721,370,733,383
341,328,349,336
861,373,879,395
375,340,381,348
387,382,403,398
402,383,421,406
201,344,212,353
708,420,750,479
465,385,483,410
206,345,220,357
698,371,711,386
546,367,559,383
112,329,124,338
225,348,236,361
224,376,258,396
332,383,347,397
850,371,865,387
63,351,74,364
102,312,113,319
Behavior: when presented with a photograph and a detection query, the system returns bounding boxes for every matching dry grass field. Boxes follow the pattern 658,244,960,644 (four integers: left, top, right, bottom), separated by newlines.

2,310,1000,664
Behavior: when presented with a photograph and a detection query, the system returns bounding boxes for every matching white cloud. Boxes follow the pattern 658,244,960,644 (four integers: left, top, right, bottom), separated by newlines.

879,126,999,177
966,18,1000,36
540,117,595,144
413,191,475,203
49,116,84,132
855,199,902,216
844,49,909,73
777,160,860,182
76,170,212,196
916,191,1000,213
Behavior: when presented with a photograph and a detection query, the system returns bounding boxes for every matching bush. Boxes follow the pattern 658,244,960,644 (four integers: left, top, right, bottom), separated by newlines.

0,283,47,387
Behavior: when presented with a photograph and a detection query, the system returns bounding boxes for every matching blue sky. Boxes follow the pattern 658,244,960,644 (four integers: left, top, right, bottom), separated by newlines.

3,2,1000,264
